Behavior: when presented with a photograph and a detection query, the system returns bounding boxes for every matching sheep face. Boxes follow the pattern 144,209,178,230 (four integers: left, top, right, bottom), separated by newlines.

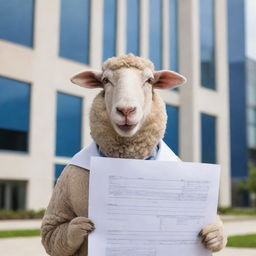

71,56,186,138
103,67,154,137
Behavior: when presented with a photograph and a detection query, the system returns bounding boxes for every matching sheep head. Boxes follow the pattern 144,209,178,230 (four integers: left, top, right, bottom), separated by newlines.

71,54,186,138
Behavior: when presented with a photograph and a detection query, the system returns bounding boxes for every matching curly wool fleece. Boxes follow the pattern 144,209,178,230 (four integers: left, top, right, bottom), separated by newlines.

90,54,168,159
102,53,154,71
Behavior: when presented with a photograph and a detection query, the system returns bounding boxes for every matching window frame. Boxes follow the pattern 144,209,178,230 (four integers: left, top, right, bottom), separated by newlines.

0,76,32,154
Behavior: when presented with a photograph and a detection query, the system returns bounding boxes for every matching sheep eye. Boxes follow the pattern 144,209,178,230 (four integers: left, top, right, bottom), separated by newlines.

146,78,154,84
102,78,109,85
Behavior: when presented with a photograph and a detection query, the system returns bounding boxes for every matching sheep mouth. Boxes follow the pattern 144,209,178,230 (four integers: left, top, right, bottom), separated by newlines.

117,124,137,132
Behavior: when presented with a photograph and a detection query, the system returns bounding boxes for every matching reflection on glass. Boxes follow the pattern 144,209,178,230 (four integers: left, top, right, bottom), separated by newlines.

59,0,90,64
103,0,117,60
149,0,163,70
56,93,82,157
0,77,30,152
126,0,140,55
165,105,179,155
0,0,34,47
200,0,215,89
201,113,216,163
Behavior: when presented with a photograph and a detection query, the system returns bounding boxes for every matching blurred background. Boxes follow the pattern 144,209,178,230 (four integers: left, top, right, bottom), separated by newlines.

0,0,256,255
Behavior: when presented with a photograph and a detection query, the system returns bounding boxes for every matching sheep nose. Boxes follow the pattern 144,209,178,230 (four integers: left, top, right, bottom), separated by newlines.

116,107,136,117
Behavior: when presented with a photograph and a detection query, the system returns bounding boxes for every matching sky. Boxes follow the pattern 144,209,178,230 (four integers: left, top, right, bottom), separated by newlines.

246,0,256,60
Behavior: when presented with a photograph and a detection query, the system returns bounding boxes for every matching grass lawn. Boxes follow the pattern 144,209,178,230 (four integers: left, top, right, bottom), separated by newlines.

218,207,256,216
0,229,40,238
227,234,256,248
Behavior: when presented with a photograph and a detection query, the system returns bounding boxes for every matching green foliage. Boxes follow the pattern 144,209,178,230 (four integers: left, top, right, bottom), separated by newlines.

0,209,45,220
227,233,256,248
240,163,256,193
239,163,256,207
0,229,40,239
247,164,256,193
217,207,256,215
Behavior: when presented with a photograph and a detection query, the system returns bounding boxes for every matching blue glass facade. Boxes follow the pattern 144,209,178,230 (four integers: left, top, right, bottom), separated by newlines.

149,0,163,70
56,93,82,157
169,0,178,71
59,0,90,64
164,105,179,155
126,0,140,55
0,0,34,47
200,0,215,90
0,77,30,152
201,113,216,164
228,0,247,178
103,0,117,60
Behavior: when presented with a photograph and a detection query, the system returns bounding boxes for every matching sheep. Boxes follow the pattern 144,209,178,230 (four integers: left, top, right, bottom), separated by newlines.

41,54,227,256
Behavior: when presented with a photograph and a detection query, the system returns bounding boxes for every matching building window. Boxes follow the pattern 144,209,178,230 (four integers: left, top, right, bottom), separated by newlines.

247,58,256,158
200,0,215,90
248,108,256,149
126,0,140,55
169,0,178,71
0,77,30,152
103,0,117,60
201,113,217,163
0,0,34,47
59,0,90,64
54,164,66,185
0,180,26,210
164,105,179,155
56,93,82,157
149,0,163,70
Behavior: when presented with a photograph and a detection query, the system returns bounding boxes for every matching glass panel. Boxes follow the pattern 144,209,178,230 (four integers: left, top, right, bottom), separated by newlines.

200,0,215,89
0,183,6,209
103,0,117,60
164,105,179,155
169,0,178,71
246,59,256,105
0,77,30,152
59,0,90,64
249,148,256,163
248,108,256,124
149,0,163,70
0,180,26,210
126,0,140,55
201,113,217,163
56,93,82,157
248,85,256,105
0,0,34,47
248,124,256,148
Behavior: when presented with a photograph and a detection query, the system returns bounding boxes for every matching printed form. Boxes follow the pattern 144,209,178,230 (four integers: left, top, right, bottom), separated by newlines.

88,157,220,256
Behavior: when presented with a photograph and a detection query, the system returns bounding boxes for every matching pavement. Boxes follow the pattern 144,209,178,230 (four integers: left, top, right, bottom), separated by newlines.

0,219,41,230
0,216,256,256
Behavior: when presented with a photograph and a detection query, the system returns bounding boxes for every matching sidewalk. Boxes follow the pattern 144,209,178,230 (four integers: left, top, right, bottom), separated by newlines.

0,219,42,230
215,247,256,256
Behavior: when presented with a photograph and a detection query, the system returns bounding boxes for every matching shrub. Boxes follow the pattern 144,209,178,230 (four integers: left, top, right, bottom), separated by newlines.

0,209,45,220
240,163,256,207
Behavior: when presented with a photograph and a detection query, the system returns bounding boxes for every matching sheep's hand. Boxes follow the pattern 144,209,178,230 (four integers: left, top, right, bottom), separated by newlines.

67,217,95,249
199,217,227,252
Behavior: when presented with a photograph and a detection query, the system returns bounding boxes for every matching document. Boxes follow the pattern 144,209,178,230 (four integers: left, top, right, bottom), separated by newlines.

88,157,220,256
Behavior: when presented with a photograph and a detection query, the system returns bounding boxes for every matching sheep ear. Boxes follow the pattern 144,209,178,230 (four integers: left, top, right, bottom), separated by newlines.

70,70,103,88
153,70,187,89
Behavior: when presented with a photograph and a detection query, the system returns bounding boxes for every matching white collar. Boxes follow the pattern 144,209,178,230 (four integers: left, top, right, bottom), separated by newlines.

69,140,179,170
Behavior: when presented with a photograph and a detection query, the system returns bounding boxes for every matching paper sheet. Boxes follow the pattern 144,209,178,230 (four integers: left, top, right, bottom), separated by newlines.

88,157,220,256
